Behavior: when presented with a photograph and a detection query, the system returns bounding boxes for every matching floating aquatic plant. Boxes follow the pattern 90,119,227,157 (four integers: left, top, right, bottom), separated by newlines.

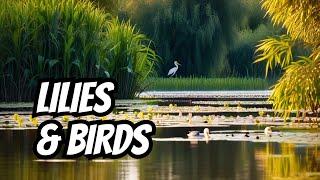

13,114,20,122
123,114,129,120
29,115,39,127
193,106,201,112
62,116,70,122
16,116,24,128
169,104,174,111
137,112,144,120
147,106,153,113
259,111,265,117
147,113,153,120
100,116,108,121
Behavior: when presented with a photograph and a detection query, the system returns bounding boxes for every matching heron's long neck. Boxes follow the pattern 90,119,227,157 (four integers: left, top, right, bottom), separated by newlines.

175,63,179,68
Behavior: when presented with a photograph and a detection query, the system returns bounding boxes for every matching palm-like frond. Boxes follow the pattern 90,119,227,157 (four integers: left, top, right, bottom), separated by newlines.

261,0,320,48
270,57,320,117
255,35,294,76
257,0,320,117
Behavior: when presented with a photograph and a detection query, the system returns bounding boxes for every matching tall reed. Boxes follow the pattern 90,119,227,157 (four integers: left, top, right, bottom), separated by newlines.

0,0,110,101
106,19,158,98
0,0,158,101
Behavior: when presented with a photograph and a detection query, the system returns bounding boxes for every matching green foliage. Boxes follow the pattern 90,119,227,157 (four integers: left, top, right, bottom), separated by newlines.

121,0,278,77
106,19,158,98
90,0,122,14
261,0,320,59
270,57,320,117
0,0,158,101
0,0,110,101
147,77,272,91
255,35,294,76
256,0,320,117
228,23,281,77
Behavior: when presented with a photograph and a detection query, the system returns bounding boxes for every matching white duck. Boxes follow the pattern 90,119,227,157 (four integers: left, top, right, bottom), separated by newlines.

203,128,211,139
264,126,273,137
187,131,199,138
187,128,211,140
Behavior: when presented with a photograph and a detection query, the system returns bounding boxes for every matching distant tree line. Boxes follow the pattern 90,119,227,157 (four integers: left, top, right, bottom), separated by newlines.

94,0,282,77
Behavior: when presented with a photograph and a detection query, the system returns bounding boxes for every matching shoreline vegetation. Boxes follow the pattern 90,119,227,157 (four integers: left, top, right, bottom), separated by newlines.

146,77,273,91
0,0,283,102
0,0,318,123
0,0,158,101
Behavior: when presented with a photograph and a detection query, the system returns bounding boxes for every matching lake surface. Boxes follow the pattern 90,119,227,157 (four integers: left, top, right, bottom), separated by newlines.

0,128,319,180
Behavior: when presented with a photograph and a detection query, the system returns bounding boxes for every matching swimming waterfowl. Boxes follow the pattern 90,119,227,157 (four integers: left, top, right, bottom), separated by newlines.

187,128,211,140
245,132,250,137
187,131,200,138
203,128,211,139
264,126,273,137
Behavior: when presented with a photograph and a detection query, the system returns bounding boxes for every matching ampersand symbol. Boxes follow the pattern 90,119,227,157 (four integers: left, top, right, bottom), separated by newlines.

33,120,64,159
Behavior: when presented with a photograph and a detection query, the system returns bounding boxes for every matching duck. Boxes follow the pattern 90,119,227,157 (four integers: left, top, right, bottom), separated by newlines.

187,131,200,138
187,128,211,140
244,132,250,137
203,128,211,139
264,126,273,137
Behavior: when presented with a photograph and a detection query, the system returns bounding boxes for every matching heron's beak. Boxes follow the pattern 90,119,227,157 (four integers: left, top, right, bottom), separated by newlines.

177,62,181,66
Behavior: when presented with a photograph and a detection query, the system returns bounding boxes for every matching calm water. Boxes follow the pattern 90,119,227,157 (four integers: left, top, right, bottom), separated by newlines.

0,129,319,180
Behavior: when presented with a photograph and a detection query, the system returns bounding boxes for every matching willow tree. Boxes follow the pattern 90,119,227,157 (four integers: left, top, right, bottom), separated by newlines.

123,0,273,77
255,0,320,119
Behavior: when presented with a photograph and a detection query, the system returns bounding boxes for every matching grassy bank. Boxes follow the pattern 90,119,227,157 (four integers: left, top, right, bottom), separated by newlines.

146,77,274,91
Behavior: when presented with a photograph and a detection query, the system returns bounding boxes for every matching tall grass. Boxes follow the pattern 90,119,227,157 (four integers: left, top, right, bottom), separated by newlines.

106,19,158,98
146,77,273,91
0,0,110,101
0,0,158,101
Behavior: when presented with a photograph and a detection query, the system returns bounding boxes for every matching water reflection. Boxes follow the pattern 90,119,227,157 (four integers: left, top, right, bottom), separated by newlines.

0,130,319,179
255,143,320,179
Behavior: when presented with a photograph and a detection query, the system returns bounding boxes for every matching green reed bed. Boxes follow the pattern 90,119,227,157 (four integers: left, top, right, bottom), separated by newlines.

0,0,157,101
146,77,273,91
106,19,158,98
0,0,109,101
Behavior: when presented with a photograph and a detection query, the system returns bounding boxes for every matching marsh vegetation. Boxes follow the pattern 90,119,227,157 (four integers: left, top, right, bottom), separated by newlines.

0,0,158,101
146,77,273,91
0,0,286,101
